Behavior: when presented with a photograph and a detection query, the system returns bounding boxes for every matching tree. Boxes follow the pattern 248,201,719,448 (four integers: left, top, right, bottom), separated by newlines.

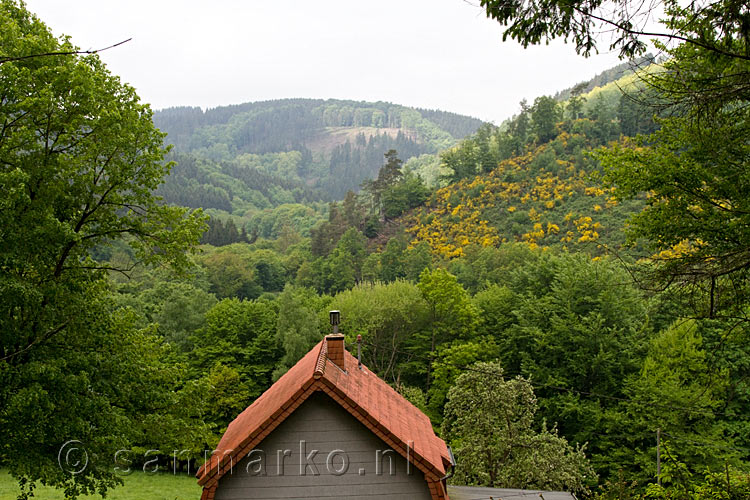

479,0,750,61
510,99,530,149
481,0,750,320
442,361,595,493
380,236,408,282
189,297,281,399
599,113,749,314
599,5,750,317
530,95,562,143
114,269,218,352
473,284,517,338
381,172,430,220
273,284,329,380
501,254,650,447
362,149,405,220
340,189,364,229
587,94,619,143
199,245,263,299
618,320,737,480
402,241,433,281
0,2,205,496
427,337,500,423
567,83,588,120
330,280,430,383
416,268,479,390
440,144,479,183
326,227,367,294
379,149,404,188
617,90,658,137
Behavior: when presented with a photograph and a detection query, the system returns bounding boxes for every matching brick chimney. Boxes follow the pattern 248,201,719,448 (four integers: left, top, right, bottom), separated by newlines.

326,334,346,370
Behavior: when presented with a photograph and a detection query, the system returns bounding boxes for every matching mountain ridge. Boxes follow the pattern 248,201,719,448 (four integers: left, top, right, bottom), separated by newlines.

153,98,486,202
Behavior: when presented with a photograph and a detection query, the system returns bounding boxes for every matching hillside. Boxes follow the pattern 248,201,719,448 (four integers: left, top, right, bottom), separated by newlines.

553,54,655,102
403,130,644,259
399,72,659,259
154,68,659,252
153,99,485,200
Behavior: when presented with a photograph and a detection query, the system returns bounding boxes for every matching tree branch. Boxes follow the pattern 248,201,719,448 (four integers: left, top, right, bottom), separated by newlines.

0,321,70,362
570,4,750,61
0,38,132,65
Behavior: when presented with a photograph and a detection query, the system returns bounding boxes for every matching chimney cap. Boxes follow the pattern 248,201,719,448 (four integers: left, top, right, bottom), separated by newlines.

329,310,340,326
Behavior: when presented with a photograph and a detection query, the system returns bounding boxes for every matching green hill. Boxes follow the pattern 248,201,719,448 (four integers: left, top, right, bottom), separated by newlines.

153,99,484,200
395,68,661,260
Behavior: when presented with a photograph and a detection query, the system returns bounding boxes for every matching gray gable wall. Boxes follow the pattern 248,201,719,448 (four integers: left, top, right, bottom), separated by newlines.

214,391,433,500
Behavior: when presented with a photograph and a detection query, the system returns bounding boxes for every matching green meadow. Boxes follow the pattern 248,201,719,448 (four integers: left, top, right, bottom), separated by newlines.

0,471,200,500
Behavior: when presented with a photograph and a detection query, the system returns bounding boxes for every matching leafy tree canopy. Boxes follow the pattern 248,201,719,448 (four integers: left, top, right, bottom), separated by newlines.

0,1,204,495
479,0,750,61
442,361,595,493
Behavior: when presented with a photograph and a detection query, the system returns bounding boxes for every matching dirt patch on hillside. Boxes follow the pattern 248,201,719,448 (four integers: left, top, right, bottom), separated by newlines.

305,126,417,156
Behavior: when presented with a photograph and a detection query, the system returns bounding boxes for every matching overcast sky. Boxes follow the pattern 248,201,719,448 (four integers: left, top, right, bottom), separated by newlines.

24,0,625,124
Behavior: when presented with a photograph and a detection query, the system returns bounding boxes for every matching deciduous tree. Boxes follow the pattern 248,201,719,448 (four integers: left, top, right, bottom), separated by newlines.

0,2,205,495
442,361,595,493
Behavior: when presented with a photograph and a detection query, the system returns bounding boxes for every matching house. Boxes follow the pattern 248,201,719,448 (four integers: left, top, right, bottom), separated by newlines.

196,331,455,500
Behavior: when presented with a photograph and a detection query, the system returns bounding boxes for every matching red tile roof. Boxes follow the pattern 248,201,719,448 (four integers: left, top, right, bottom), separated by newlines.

197,337,452,500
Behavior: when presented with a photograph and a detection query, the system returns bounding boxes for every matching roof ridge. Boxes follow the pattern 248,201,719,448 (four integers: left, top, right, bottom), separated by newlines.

314,338,327,378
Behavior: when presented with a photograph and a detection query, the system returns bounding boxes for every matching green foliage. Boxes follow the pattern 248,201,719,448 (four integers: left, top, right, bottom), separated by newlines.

473,283,517,336
598,110,750,317
593,470,642,500
427,337,500,422
199,245,262,299
417,268,479,345
443,361,595,493
273,285,330,380
191,363,250,435
642,462,750,500
157,152,326,216
198,244,287,299
189,297,280,399
417,268,479,390
361,149,405,220
618,91,659,137
201,217,249,246
0,2,205,496
249,203,325,240
153,100,483,200
326,228,368,294
449,244,539,293
531,95,562,143
330,280,429,382
403,153,444,188
616,320,741,479
381,172,430,220
439,123,503,184
1,301,195,498
113,268,217,352
471,252,655,479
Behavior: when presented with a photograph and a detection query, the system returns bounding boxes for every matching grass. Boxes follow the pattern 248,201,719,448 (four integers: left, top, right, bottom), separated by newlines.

0,470,200,500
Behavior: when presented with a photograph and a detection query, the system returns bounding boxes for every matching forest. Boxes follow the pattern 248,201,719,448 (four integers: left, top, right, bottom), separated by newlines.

1,0,749,499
